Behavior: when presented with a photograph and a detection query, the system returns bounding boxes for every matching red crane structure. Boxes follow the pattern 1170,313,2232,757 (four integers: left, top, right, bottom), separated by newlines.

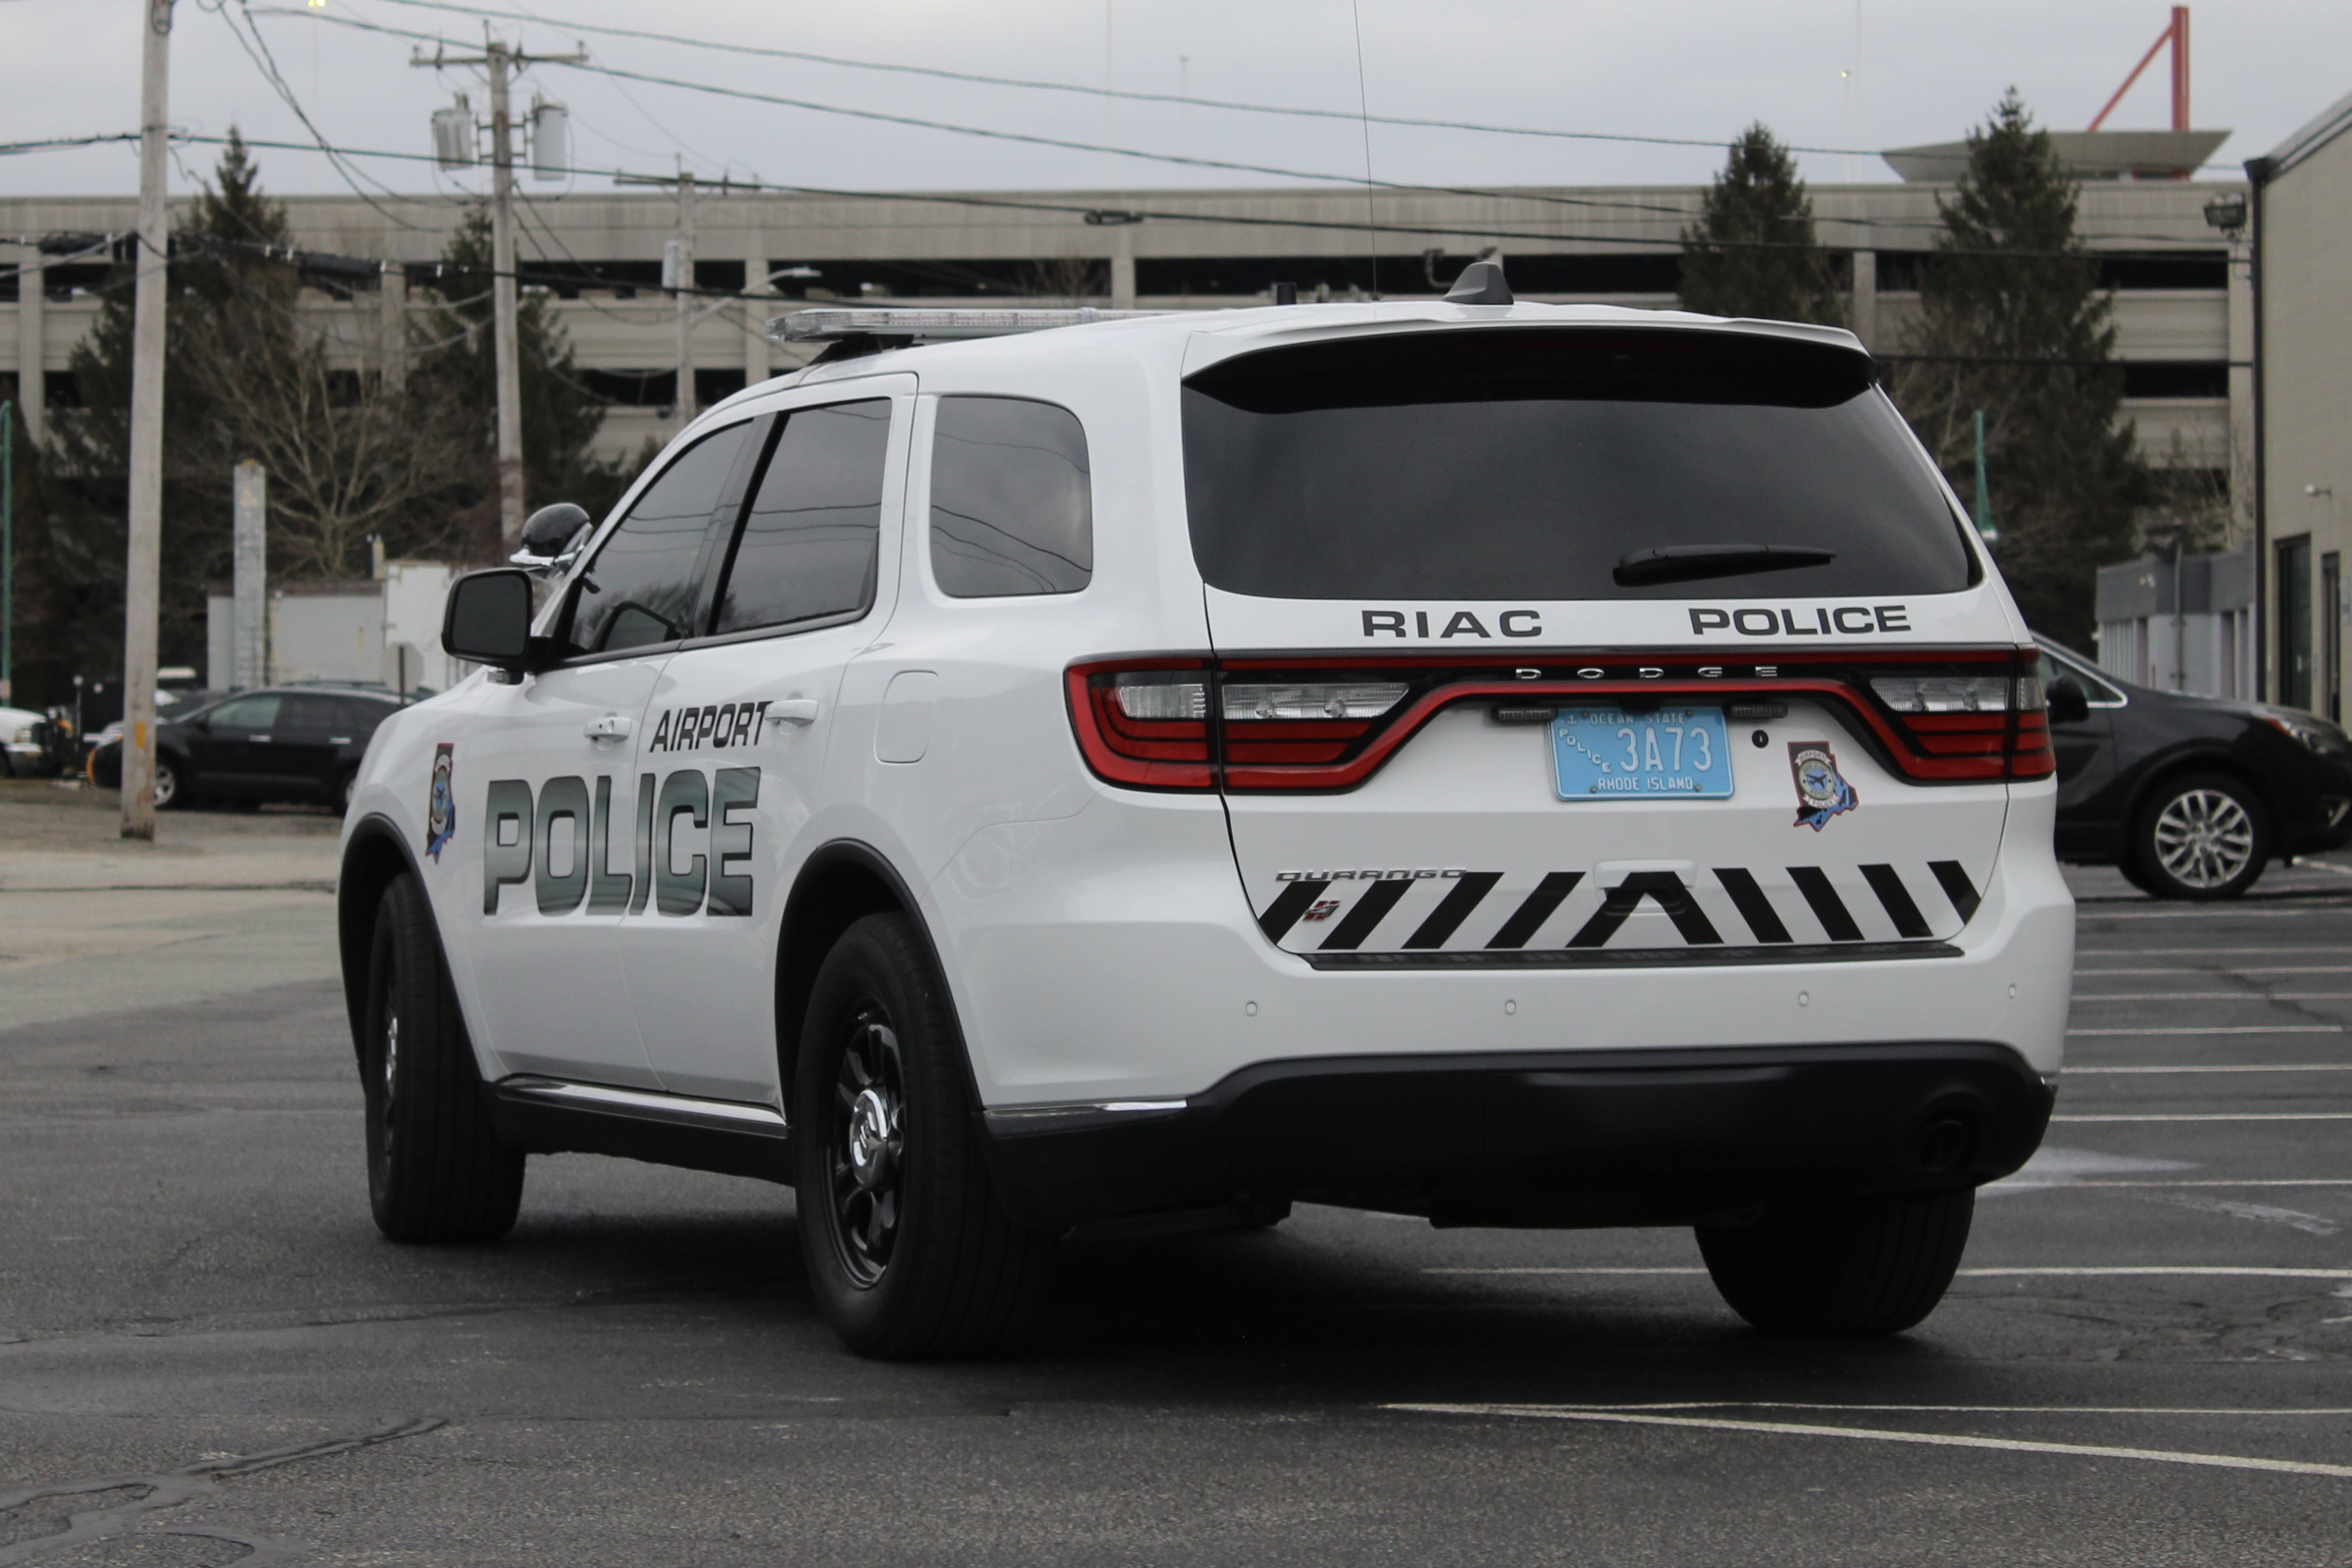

2090,6,2191,132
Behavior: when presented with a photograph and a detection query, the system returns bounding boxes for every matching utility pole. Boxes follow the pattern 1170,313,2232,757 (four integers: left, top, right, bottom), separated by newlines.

671,170,696,431
617,170,761,433
2,399,13,706
412,38,585,547
121,0,173,841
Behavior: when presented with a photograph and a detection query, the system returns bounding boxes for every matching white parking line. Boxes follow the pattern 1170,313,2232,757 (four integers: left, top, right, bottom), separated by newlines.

2055,1179,2352,1188
2052,1113,2352,1122
2066,1026,2346,1035
2081,947,2352,956
2065,1064,2352,1074
1423,1266,2352,1279
2073,994,2352,1001
1383,1405,2352,1479
2080,905,2352,921
1432,1400,2352,1416
2074,967,2352,976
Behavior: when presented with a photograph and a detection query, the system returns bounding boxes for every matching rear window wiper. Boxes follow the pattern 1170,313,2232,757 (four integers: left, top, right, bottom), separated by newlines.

1613,544,1837,587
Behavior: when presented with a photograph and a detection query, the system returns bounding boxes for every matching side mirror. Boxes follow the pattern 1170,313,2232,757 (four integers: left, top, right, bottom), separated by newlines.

510,502,594,579
2047,677,2091,725
443,568,544,673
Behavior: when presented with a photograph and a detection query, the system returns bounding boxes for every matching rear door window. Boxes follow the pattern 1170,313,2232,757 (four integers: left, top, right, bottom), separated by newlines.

711,399,892,635
565,421,754,655
929,396,1092,598
1181,328,1975,601
208,694,281,732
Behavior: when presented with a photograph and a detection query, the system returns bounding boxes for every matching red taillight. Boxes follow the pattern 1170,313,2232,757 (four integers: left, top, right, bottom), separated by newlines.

1066,660,1214,790
1066,650,2054,790
1867,665,2054,780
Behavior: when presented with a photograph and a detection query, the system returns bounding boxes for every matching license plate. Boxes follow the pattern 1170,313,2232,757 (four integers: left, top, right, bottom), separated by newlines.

1552,707,1735,800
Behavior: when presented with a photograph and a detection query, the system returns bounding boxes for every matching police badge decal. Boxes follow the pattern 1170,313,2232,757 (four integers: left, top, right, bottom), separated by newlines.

425,743,457,861
1788,740,1856,831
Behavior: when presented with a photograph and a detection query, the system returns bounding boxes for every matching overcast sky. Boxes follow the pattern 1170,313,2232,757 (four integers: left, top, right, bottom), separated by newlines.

3,0,2346,207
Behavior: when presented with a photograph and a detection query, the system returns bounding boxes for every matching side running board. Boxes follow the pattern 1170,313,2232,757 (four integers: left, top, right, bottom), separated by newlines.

488,1075,792,1184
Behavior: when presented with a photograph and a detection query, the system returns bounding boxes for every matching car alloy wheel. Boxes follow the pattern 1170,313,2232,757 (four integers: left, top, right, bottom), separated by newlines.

828,1003,906,1288
151,761,178,809
2151,787,2256,890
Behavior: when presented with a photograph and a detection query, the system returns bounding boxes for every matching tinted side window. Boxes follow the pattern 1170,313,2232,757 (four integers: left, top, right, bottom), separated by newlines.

712,400,892,635
567,422,752,654
278,694,342,732
339,698,398,733
209,694,281,732
929,397,1092,598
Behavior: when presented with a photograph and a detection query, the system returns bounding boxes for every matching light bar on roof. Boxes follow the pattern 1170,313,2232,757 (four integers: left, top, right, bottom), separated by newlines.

768,306,1171,344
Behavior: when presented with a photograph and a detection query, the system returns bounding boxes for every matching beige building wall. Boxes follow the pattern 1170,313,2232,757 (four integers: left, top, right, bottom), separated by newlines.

2254,93,2352,717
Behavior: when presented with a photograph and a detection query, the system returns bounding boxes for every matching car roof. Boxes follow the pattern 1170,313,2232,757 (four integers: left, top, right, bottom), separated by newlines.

705,300,1873,419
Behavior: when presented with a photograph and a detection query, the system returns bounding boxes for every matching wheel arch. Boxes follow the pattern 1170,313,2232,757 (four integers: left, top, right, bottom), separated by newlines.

338,814,425,1064
775,840,962,1123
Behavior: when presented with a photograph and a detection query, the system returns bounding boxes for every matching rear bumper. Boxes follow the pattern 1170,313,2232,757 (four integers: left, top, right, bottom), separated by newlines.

980,1042,2053,1232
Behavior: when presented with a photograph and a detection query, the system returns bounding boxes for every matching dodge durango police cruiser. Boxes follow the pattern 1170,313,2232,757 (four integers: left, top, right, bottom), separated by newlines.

337,261,2071,1358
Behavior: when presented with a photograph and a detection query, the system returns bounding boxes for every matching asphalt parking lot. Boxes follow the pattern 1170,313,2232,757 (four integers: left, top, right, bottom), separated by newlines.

4,786,2351,1565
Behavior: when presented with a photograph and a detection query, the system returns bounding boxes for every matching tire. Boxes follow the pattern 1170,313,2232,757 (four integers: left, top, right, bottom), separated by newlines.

363,872,525,1242
2132,771,2268,901
795,913,1054,1358
1697,1188,1975,1337
152,757,183,810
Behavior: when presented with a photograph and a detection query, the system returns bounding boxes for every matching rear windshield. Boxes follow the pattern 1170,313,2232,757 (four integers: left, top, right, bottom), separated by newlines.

1181,328,1976,601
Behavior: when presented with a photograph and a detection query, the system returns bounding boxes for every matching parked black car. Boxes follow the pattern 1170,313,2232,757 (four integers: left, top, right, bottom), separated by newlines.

2038,637,2352,899
88,685,402,811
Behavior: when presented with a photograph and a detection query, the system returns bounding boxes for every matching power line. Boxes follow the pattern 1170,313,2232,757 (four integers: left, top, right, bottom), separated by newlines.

321,0,1894,161
218,0,441,229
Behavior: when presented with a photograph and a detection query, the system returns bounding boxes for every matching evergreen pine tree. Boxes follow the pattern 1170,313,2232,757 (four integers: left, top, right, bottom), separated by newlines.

1677,124,1845,326
409,212,632,557
1889,92,2146,651
41,130,297,685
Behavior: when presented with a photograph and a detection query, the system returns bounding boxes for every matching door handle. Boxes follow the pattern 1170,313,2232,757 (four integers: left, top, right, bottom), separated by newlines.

584,714,633,741
767,700,821,727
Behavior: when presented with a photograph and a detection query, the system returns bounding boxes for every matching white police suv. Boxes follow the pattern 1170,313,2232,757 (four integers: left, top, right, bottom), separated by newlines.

337,263,2072,1357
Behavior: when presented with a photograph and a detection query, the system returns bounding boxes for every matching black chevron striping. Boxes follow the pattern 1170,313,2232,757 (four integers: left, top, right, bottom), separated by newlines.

1257,879,1331,944
1787,866,1865,942
1860,863,1932,939
1321,879,1415,951
1712,867,1794,944
1485,872,1584,949
1404,872,1503,949
1568,872,1725,947
1929,860,1982,923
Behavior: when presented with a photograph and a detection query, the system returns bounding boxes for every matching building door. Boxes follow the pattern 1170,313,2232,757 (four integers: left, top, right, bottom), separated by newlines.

2277,536,2313,710
2324,552,2342,723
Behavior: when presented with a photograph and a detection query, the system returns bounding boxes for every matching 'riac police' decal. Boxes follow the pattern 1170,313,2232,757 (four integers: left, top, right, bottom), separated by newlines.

481,768,759,919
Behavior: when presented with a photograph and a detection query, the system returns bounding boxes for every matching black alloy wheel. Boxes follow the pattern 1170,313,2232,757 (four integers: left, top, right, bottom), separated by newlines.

795,913,1054,1358
363,872,525,1242
829,1003,908,1286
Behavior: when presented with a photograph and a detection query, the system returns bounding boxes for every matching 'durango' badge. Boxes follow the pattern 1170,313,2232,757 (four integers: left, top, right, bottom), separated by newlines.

1789,741,1856,831
426,743,457,861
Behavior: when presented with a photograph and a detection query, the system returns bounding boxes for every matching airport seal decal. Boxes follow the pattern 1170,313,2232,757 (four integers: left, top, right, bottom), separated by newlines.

426,743,457,861
1788,740,1856,831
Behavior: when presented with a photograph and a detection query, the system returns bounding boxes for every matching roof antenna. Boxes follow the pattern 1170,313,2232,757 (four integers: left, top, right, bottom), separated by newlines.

1348,0,1379,299
1445,245,1513,306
